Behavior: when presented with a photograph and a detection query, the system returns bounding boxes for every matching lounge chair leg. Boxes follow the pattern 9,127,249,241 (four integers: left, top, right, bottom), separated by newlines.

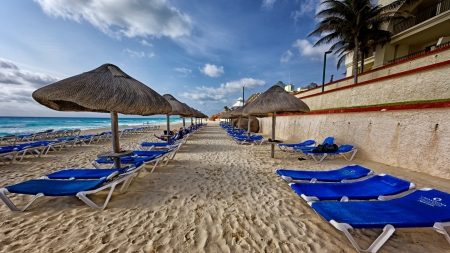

0,189,44,212
91,161,101,169
150,158,161,172
433,222,450,245
76,175,132,210
332,221,395,253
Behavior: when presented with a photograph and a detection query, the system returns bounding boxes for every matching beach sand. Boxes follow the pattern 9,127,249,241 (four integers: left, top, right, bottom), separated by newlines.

1,121,450,252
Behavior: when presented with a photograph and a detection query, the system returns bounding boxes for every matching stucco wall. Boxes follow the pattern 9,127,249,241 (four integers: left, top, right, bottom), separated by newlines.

301,63,450,111
258,109,450,179
297,46,450,98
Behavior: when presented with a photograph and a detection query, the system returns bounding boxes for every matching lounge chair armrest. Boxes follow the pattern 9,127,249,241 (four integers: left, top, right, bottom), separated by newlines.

378,189,416,201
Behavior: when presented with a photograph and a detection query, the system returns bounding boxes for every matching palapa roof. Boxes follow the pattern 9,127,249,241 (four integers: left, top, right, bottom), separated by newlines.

242,85,309,116
181,103,196,117
245,93,261,104
32,64,172,116
163,94,191,116
220,110,234,119
230,103,247,117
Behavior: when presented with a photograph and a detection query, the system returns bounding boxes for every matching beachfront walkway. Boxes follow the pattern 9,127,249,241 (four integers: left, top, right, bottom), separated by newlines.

0,121,449,252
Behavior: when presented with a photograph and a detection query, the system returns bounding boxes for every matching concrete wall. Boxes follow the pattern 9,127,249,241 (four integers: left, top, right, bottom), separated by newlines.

302,63,450,111
259,109,450,179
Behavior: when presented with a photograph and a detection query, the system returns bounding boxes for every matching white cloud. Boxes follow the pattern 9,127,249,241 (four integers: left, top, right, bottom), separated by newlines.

34,0,193,39
179,78,265,102
148,52,155,58
0,58,59,106
292,39,331,61
140,39,153,47
123,49,146,58
0,58,58,88
175,68,192,77
291,0,322,22
280,50,293,62
199,64,224,77
262,0,277,10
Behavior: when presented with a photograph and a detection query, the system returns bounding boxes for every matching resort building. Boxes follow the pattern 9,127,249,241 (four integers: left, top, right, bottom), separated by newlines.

231,97,244,109
284,84,295,92
346,0,450,76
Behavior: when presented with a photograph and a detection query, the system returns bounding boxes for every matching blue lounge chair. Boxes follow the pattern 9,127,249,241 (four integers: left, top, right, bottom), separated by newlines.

139,138,180,150
44,163,143,180
2,142,48,163
304,144,358,162
276,164,373,183
278,139,315,151
0,170,136,211
233,135,264,145
93,154,163,172
293,136,334,152
310,188,450,253
290,174,415,202
0,146,18,165
0,135,18,145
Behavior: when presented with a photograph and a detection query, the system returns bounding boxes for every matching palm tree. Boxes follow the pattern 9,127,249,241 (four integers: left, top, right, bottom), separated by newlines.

224,106,230,111
309,0,417,83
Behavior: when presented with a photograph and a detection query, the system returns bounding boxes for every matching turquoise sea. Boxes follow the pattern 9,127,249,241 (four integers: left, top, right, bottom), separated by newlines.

0,117,184,136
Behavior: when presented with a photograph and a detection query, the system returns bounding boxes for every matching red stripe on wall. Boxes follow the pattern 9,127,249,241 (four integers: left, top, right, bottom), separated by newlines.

292,44,450,97
297,59,450,100
277,101,450,116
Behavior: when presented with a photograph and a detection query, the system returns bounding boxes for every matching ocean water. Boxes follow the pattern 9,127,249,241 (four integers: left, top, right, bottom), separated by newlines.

0,117,184,136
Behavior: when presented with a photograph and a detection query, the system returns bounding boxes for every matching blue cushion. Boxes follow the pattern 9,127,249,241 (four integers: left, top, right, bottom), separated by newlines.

6,179,107,196
291,174,412,200
276,164,371,182
311,189,450,228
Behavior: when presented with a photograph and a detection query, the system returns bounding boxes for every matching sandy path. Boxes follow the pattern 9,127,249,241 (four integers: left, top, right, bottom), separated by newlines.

0,121,449,252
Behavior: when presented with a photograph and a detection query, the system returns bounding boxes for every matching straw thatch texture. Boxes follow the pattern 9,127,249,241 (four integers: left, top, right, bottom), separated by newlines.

163,94,191,116
230,104,247,118
234,117,259,132
182,104,197,117
242,85,310,115
32,64,172,115
220,111,233,119
193,109,203,118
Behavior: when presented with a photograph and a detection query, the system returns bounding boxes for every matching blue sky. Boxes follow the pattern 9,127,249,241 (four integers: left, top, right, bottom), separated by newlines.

0,0,345,118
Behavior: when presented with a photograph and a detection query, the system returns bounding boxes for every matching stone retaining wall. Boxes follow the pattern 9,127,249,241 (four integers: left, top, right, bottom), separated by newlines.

259,108,450,179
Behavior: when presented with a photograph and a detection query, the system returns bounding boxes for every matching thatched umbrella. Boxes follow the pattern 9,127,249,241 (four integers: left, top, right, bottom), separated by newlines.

243,85,310,158
179,103,192,129
163,94,191,141
231,103,266,136
220,110,232,126
198,111,208,124
230,104,247,131
193,109,202,126
32,63,172,167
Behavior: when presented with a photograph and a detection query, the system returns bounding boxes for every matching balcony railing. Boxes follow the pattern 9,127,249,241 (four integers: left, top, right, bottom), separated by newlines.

388,41,450,64
393,0,450,34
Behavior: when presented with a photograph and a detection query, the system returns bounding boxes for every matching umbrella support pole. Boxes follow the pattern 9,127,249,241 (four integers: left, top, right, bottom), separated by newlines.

271,112,276,158
166,114,170,143
111,111,121,168
183,117,185,129
247,117,251,138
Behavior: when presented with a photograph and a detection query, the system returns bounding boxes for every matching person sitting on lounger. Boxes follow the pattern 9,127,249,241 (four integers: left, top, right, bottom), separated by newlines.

154,130,175,141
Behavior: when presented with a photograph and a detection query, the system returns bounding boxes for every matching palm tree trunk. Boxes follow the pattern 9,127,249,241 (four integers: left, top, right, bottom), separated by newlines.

353,37,359,83
360,52,365,73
